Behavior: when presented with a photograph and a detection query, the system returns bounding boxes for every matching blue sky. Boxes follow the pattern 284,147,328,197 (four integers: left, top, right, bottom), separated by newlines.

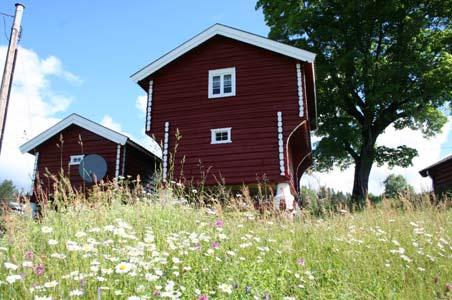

3,0,268,138
0,1,450,193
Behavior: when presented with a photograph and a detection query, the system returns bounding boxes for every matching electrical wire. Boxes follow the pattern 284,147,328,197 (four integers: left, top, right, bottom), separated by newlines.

2,16,10,42
0,12,14,18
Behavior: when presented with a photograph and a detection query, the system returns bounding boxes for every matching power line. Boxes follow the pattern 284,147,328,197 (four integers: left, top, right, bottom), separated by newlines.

2,16,10,42
0,12,14,18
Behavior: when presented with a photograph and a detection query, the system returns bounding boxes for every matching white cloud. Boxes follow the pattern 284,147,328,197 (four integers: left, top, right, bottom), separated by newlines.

41,55,83,85
100,115,123,133
135,95,147,115
0,46,78,191
100,114,162,159
303,118,452,195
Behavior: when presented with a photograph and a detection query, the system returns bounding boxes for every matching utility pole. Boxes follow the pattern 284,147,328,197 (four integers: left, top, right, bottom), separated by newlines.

0,3,25,155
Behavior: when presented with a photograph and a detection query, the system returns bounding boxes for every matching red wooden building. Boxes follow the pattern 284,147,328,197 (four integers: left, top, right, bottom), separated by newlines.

131,24,317,202
20,114,161,200
419,154,452,196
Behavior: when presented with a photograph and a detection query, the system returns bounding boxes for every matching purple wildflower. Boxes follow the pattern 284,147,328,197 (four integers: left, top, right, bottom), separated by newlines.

198,295,209,300
194,242,201,251
215,220,224,228
34,263,45,276
25,250,34,260
297,258,305,266
211,242,220,249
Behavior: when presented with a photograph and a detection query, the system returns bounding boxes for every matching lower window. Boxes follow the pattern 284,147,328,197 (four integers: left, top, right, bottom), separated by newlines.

69,154,85,165
211,128,232,144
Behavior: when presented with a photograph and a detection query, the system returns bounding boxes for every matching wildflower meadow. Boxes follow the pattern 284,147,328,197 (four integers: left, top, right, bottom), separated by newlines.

0,199,451,299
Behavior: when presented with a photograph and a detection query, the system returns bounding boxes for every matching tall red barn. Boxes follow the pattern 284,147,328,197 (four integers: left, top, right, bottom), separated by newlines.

131,24,317,201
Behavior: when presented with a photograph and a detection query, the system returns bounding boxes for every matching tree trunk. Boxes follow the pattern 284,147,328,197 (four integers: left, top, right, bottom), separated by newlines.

351,134,376,206
351,158,373,207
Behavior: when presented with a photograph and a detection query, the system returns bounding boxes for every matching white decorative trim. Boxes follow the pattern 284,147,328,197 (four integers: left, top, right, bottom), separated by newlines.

277,112,285,175
31,152,39,191
115,144,121,179
162,122,170,180
131,24,316,82
296,63,304,117
146,80,153,131
210,127,232,144
208,67,236,98
121,145,127,176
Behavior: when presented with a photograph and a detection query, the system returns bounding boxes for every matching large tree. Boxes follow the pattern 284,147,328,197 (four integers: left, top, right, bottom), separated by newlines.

257,0,451,203
0,179,17,203
383,174,414,198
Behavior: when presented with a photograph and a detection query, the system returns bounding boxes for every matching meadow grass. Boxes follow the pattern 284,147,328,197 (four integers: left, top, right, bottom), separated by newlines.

0,199,451,299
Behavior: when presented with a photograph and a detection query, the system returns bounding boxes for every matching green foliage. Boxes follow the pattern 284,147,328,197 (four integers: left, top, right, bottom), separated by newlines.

0,179,17,202
257,0,452,199
300,186,352,215
383,174,415,198
1,200,451,299
376,146,418,168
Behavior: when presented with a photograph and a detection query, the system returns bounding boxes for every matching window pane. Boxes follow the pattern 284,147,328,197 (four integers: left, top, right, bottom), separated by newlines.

212,76,221,94
223,74,232,93
215,130,229,142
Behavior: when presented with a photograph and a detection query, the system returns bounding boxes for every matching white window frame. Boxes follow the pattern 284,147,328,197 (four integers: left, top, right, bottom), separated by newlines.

208,67,236,99
69,154,85,165
211,128,232,144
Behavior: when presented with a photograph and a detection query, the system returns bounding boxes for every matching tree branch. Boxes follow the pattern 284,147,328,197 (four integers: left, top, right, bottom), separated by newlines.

344,142,359,162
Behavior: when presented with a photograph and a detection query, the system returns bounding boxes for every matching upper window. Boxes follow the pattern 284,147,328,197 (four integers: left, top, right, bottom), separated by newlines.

211,128,232,144
208,67,236,98
69,155,85,165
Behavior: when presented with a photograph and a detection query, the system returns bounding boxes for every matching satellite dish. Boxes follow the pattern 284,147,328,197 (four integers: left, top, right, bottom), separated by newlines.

79,154,107,183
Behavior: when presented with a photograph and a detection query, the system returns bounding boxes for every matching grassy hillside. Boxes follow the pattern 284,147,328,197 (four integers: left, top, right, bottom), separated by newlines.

0,200,451,299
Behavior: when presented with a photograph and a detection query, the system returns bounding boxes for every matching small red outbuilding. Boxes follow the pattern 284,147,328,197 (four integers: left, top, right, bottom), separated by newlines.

20,113,161,200
419,154,452,196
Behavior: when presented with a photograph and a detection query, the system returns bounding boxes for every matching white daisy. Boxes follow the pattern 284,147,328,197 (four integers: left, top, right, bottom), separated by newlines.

218,283,233,294
4,262,18,270
6,274,22,284
41,226,53,234
44,281,58,288
69,289,84,296
115,262,133,274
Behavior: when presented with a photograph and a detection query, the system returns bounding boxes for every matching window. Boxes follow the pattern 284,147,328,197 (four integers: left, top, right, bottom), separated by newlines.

208,67,236,98
69,154,85,165
211,128,232,144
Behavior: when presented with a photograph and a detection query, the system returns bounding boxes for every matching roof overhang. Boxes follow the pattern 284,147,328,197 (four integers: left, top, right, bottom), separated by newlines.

130,23,316,83
419,154,452,177
19,113,162,159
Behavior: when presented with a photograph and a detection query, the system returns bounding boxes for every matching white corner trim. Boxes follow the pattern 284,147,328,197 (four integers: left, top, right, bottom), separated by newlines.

162,122,170,181
31,152,39,191
277,112,285,176
131,24,316,82
115,144,121,179
296,63,304,118
121,145,127,176
146,80,154,131
208,67,236,99
19,113,128,154
210,127,232,144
